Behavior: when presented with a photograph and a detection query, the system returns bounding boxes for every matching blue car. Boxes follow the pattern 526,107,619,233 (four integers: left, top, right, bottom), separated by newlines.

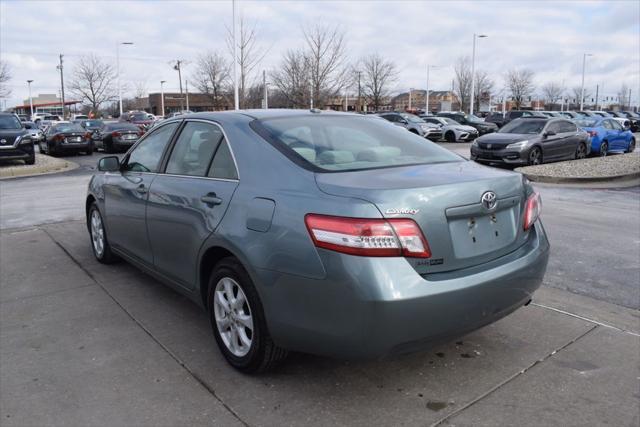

576,117,636,156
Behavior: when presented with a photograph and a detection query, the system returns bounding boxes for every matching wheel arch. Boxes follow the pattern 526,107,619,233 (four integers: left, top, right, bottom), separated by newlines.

199,244,249,310
85,194,97,231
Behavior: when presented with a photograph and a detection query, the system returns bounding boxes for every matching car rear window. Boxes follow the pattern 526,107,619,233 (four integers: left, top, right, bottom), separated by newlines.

252,115,461,172
106,123,140,131
53,123,84,133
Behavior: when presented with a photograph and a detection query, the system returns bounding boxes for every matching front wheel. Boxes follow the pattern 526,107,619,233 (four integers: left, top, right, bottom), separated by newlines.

208,258,287,373
445,131,456,143
575,143,587,160
527,147,543,165
25,154,35,165
599,142,608,157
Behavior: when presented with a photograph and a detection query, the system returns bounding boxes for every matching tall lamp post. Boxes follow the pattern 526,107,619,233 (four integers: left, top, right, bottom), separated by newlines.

160,80,166,117
425,65,440,115
469,33,488,115
580,53,593,111
116,41,134,117
408,88,413,111
27,80,34,119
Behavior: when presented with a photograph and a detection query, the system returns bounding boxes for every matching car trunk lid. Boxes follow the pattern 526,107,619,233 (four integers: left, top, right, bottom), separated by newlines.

315,161,529,274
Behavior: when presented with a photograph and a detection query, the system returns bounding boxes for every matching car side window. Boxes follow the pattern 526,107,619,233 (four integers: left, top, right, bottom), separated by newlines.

602,120,613,130
610,120,623,131
546,122,562,134
124,122,178,173
166,122,223,177
208,139,238,180
558,121,576,133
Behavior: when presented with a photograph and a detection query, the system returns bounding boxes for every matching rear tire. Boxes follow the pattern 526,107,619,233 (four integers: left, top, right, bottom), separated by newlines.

104,139,114,153
25,154,35,165
599,142,608,157
626,138,636,153
445,131,456,143
575,142,587,160
88,203,118,264
207,257,287,373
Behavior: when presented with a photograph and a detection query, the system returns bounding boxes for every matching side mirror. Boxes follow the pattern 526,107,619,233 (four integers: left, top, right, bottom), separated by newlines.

98,156,120,172
400,119,408,125
544,130,556,137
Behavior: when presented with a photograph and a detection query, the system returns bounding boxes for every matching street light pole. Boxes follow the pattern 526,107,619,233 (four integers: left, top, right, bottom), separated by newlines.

470,33,487,115
160,80,166,117
27,80,34,119
232,0,239,110
408,88,413,111
580,53,593,111
425,65,439,115
116,41,134,117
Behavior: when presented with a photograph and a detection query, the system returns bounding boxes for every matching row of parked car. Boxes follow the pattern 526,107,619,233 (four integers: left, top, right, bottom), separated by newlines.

485,109,640,132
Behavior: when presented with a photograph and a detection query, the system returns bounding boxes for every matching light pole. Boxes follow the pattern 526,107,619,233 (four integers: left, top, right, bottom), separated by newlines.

232,0,239,110
469,33,488,115
425,65,440,115
580,53,593,111
160,80,166,117
116,41,134,117
27,80,34,119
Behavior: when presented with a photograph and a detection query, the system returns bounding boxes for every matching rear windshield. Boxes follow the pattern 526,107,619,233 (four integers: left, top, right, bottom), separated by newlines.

253,115,461,172
82,120,103,128
499,119,547,134
131,113,148,121
0,115,22,129
52,123,84,133
106,123,140,131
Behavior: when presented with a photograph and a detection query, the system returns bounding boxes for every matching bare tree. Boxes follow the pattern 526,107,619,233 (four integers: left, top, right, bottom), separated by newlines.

453,56,472,112
473,70,494,113
617,83,630,108
505,68,535,109
541,82,564,109
360,53,397,111
227,16,268,109
270,49,311,108
572,86,591,107
68,54,116,115
0,60,11,98
192,51,230,110
303,24,348,108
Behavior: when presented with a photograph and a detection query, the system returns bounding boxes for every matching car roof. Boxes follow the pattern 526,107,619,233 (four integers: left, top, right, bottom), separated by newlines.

183,109,361,121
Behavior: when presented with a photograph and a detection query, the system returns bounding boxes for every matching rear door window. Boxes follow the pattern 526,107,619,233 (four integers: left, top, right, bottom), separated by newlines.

166,122,223,177
208,139,238,180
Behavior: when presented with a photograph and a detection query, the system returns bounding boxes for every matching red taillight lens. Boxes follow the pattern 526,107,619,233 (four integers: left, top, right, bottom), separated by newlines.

588,130,597,137
304,214,431,258
523,192,541,230
54,134,63,142
112,131,121,137
84,132,92,140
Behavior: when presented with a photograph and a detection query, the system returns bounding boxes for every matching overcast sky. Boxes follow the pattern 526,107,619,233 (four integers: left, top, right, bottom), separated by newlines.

1,0,639,108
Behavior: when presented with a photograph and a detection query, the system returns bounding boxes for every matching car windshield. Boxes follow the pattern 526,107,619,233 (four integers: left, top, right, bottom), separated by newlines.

82,120,103,128
53,123,84,133
444,118,460,125
464,114,484,123
254,115,461,172
0,115,22,129
575,119,599,127
400,113,424,123
499,119,547,134
106,123,140,131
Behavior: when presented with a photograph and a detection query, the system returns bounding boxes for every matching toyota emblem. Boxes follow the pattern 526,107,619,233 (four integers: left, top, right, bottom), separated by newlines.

481,191,497,211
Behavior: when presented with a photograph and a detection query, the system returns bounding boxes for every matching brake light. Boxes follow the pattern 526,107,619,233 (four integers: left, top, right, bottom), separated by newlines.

587,130,598,137
54,134,64,142
304,214,431,258
523,192,541,230
112,131,121,137
84,132,92,140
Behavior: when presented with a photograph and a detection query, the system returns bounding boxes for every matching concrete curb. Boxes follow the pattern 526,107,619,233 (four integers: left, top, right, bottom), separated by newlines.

0,154,79,180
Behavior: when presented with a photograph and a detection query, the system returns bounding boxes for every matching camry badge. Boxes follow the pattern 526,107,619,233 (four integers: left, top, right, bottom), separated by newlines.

386,208,420,215
481,191,497,211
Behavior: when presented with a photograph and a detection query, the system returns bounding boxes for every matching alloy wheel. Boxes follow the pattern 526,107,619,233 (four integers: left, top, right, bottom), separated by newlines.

576,143,587,159
528,148,542,165
213,277,254,357
600,142,608,157
90,210,105,258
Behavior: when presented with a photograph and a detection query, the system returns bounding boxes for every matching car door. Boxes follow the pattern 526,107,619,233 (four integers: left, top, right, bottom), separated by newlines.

608,120,624,150
601,120,616,149
146,120,239,289
541,121,565,160
557,120,580,159
103,121,179,265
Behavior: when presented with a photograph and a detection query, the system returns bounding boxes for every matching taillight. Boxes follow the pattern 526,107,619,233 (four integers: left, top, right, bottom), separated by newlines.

304,214,431,258
54,134,64,142
587,130,597,137
112,131,121,137
523,192,541,230
84,132,92,140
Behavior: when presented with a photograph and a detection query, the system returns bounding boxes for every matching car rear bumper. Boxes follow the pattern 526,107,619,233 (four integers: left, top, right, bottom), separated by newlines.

257,221,549,359
51,141,92,152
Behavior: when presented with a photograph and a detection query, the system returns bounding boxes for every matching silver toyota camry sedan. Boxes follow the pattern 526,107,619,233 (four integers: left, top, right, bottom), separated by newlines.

86,110,549,373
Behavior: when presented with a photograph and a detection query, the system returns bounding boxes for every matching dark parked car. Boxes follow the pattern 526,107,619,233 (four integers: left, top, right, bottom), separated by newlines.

378,112,442,140
86,110,549,373
470,117,590,166
485,110,547,128
436,112,498,135
0,113,35,164
120,111,153,130
620,111,640,132
39,122,93,156
80,119,104,132
93,122,143,153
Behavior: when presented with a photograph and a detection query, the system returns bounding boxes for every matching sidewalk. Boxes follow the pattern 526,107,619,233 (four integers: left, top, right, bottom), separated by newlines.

1,221,638,426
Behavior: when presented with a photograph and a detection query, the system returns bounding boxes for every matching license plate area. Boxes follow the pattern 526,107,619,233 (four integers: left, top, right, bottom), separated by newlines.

447,206,518,259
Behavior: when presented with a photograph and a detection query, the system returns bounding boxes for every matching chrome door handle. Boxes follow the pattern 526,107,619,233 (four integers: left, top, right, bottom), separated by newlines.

135,184,147,194
201,193,222,206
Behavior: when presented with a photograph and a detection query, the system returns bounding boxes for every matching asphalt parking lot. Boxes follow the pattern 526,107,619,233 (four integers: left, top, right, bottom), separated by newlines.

1,145,639,426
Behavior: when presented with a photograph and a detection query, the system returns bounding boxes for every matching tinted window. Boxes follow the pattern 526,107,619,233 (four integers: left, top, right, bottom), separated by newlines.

208,139,238,179
82,120,103,128
576,119,598,127
610,120,623,131
558,121,577,133
166,122,223,177
105,123,140,131
0,115,22,129
499,119,547,134
546,122,562,134
124,123,178,173
254,115,461,172
131,113,148,121
52,123,84,133
602,120,613,130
